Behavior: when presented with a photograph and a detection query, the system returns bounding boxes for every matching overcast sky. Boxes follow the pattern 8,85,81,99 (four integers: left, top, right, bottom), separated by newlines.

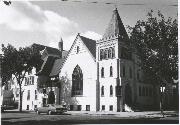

0,0,177,53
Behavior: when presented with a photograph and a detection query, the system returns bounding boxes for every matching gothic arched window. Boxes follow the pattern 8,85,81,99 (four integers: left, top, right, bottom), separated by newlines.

110,85,113,96
110,66,113,77
72,65,83,96
100,49,104,60
105,49,108,59
112,47,115,58
101,86,104,96
108,47,112,58
101,67,104,78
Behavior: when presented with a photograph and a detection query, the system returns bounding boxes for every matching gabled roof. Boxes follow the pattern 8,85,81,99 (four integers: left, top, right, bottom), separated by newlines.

49,58,64,77
79,35,96,58
32,43,61,56
103,8,129,40
36,56,56,76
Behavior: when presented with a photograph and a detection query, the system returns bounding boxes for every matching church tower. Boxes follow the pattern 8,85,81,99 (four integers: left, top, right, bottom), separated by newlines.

96,8,133,112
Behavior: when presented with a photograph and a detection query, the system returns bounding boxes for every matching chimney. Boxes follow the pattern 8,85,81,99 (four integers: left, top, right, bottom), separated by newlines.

58,38,63,52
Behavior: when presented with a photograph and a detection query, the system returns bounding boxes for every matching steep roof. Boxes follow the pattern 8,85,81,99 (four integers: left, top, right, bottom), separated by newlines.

103,8,129,40
36,56,56,76
32,43,61,56
49,58,64,77
79,35,96,58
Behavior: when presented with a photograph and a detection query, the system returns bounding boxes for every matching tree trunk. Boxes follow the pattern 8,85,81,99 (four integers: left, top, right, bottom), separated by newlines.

19,83,22,112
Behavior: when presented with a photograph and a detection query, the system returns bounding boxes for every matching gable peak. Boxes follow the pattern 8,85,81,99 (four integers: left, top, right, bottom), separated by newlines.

103,8,129,40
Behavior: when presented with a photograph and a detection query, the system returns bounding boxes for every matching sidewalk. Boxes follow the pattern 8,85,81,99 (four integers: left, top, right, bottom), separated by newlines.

67,110,178,119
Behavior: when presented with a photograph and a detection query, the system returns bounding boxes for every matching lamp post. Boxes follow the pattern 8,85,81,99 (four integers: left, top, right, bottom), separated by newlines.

160,84,165,117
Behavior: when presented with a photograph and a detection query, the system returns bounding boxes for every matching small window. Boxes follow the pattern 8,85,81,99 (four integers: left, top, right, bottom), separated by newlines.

101,67,104,78
110,66,113,77
101,86,104,96
86,105,90,111
27,90,30,100
27,105,29,110
102,105,105,111
34,105,37,110
105,49,108,59
35,90,37,100
110,85,113,96
77,46,79,54
109,105,113,111
77,105,82,111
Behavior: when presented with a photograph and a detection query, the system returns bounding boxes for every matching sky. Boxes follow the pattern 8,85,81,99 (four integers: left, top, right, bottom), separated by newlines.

0,0,178,53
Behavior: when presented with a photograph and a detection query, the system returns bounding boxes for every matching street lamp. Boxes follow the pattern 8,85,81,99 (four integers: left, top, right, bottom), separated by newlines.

160,84,165,117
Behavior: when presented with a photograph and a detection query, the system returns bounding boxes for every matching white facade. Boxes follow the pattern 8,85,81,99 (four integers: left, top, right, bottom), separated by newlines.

59,8,156,112
21,68,43,110
60,35,97,111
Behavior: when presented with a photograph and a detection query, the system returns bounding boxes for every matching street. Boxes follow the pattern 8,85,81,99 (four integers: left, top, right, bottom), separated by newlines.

1,110,179,124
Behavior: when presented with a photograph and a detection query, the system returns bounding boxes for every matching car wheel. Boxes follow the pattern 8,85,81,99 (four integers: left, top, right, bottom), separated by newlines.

48,110,52,115
36,110,40,115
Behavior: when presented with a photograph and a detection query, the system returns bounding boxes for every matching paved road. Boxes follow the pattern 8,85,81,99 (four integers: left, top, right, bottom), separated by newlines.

1,111,179,124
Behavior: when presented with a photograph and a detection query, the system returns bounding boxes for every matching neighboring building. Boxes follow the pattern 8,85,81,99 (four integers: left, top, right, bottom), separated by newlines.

59,8,158,112
21,67,43,110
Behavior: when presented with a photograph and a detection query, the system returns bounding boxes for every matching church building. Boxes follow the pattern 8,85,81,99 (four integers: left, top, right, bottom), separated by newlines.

59,8,158,112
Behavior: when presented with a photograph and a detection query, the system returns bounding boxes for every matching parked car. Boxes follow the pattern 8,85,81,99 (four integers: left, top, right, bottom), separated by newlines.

35,104,67,115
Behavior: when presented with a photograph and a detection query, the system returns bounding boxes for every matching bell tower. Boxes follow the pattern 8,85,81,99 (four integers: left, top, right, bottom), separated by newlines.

96,8,130,112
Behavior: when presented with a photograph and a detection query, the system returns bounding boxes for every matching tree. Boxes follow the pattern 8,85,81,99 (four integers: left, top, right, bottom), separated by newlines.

128,10,178,85
1,44,41,112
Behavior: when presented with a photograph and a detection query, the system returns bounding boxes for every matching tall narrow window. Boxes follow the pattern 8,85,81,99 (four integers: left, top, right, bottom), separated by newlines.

72,65,83,96
110,66,113,77
27,90,30,100
101,67,104,78
123,66,125,77
129,67,132,78
105,49,108,59
110,85,113,96
139,86,142,96
100,49,104,60
101,86,104,96
35,90,37,100
76,46,79,54
108,47,112,58
112,47,115,58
